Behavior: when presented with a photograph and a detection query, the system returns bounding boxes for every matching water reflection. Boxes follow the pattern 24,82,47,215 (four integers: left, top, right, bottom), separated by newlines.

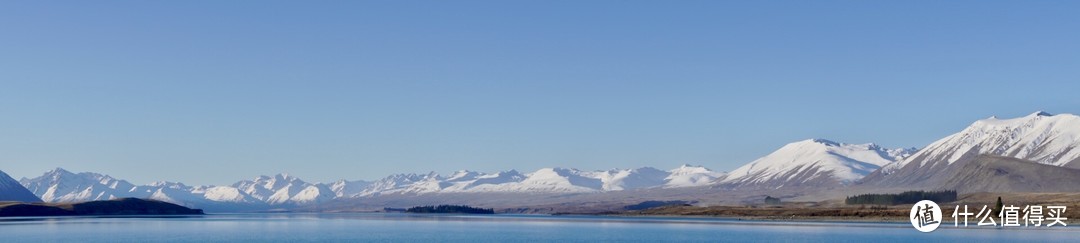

0,213,1075,242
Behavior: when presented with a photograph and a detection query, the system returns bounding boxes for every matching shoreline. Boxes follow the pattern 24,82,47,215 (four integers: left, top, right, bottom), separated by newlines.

572,205,913,223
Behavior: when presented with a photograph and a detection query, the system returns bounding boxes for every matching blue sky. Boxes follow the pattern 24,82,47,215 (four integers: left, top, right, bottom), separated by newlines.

2,1,1078,185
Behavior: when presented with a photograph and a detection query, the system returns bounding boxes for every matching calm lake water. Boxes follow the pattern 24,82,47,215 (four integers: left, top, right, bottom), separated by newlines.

0,213,1075,242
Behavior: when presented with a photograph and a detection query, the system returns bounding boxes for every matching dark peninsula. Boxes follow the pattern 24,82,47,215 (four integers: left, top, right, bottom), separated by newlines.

0,198,204,217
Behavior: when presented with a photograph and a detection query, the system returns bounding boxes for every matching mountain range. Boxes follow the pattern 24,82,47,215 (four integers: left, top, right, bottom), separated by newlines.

6,111,1080,212
13,165,725,211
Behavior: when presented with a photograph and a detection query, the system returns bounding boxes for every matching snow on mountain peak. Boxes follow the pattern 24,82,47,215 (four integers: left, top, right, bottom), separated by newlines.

444,169,526,192
46,167,71,174
325,179,372,198
356,173,430,196
445,170,483,182
197,186,257,203
147,181,189,189
228,173,334,205
805,138,840,146
19,168,137,203
722,139,913,187
886,112,1080,172
11,163,773,208
511,167,603,192
671,164,705,173
1030,111,1053,117
584,167,668,191
664,165,725,188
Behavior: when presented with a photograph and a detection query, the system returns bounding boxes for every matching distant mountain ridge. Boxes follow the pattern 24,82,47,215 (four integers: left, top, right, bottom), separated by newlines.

17,165,726,212
13,111,1080,211
20,168,137,203
232,173,335,205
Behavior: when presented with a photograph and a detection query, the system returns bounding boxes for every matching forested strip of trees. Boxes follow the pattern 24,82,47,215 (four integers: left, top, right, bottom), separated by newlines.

405,205,495,214
845,190,957,205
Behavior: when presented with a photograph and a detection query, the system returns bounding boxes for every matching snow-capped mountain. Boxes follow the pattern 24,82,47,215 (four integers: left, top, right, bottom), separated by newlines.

505,168,605,192
445,170,527,192
517,166,726,192
10,163,721,210
720,139,916,189
324,179,372,198
883,111,1080,173
664,165,726,188
19,168,139,203
184,186,255,204
232,173,335,205
586,167,669,191
0,170,41,202
357,172,438,196
324,165,728,196
861,112,1080,190
15,164,732,208
17,169,329,209
329,166,724,196
353,168,601,195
